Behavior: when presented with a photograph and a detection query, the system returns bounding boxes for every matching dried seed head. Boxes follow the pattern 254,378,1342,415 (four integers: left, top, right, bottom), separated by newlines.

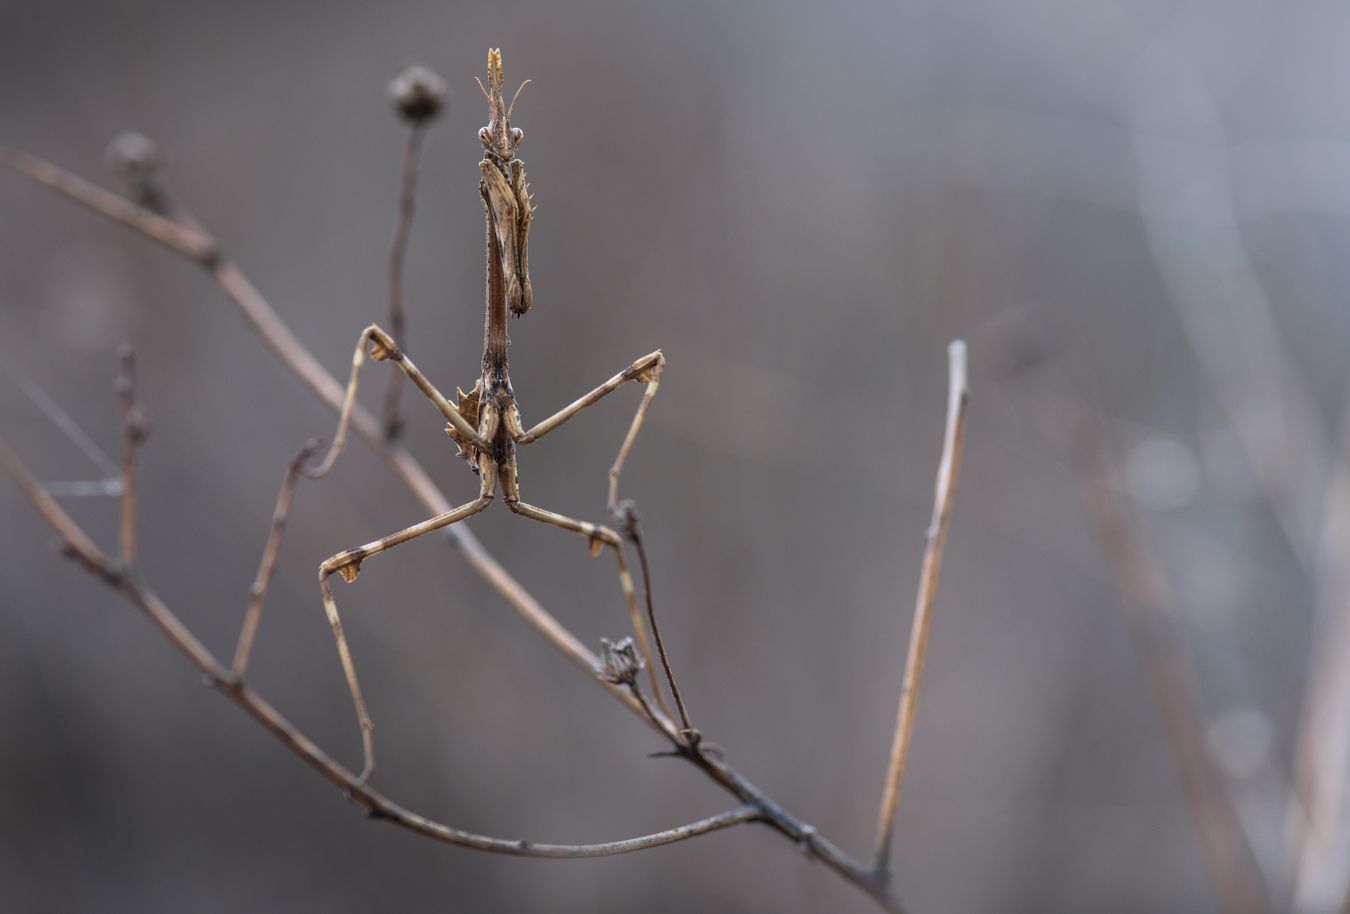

610,498,641,541
389,65,447,122
104,132,162,186
598,637,644,687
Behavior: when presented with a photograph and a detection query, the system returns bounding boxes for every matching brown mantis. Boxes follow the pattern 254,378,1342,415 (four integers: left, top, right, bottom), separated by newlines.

294,48,685,782
0,47,966,910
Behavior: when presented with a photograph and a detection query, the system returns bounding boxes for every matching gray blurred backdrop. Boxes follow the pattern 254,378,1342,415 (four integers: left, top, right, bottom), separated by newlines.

3,1,1349,912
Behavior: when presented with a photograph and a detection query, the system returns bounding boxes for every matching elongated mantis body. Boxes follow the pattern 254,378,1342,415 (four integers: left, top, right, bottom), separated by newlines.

300,49,672,781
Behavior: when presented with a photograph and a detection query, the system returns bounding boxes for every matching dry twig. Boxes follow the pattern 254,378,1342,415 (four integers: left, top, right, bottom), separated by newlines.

231,438,321,678
379,65,446,440
114,344,145,569
872,340,969,879
1074,407,1272,914
989,322,1272,914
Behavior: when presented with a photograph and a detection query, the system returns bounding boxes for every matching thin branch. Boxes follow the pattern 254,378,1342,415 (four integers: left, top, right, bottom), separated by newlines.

3,360,121,482
232,439,321,678
1291,381,1350,912
681,742,909,913
114,345,145,569
1070,380,1272,914
872,340,969,878
612,545,674,722
1,435,759,857
614,500,695,740
3,148,914,914
38,480,122,496
379,123,427,441
2,146,218,261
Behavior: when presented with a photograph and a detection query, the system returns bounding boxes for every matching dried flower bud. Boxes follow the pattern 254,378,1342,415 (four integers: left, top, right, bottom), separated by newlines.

598,636,643,687
610,497,641,540
104,132,162,186
389,66,447,122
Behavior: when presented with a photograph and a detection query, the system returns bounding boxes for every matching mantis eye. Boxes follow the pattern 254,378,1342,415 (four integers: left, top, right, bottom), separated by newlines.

478,127,492,146
511,127,524,146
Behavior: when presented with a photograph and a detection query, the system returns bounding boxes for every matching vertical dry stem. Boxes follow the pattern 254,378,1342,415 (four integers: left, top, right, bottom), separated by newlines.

872,340,969,877
232,440,321,678
379,123,427,440
115,344,144,569
1071,383,1272,914
623,506,695,740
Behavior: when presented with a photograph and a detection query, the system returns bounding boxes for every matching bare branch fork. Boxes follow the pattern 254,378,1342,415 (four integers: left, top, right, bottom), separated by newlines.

1,50,970,913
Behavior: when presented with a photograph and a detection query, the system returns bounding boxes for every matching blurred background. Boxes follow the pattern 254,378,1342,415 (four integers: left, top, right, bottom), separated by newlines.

3,1,1349,911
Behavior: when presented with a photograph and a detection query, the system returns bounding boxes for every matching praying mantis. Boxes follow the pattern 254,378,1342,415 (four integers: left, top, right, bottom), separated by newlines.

301,49,679,782
1,46,961,911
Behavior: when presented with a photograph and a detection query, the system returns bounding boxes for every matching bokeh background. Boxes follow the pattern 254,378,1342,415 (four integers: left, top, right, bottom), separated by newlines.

3,1,1349,912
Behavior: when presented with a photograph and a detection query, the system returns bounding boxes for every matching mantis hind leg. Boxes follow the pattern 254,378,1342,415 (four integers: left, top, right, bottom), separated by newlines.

498,458,671,721
318,461,497,782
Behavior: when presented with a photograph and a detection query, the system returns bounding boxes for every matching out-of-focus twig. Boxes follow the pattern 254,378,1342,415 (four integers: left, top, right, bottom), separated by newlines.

114,345,145,569
380,66,446,440
1069,375,1272,914
872,340,969,880
232,439,321,678
378,123,425,440
1290,377,1350,914
1129,37,1350,906
4,359,122,485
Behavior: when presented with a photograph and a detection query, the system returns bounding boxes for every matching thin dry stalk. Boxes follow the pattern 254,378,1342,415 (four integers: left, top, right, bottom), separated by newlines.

232,439,321,678
379,122,427,440
1131,54,1350,905
614,501,695,740
1289,380,1350,913
2,146,915,913
114,344,144,569
1071,387,1272,914
872,340,969,878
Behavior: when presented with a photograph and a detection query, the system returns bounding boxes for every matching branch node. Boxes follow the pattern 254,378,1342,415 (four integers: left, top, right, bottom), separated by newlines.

55,539,123,585
796,823,817,856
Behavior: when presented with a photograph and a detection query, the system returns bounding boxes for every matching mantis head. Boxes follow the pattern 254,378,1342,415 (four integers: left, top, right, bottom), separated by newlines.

475,48,528,162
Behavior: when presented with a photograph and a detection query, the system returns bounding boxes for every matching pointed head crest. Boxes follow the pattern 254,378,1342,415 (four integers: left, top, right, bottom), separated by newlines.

475,48,529,161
